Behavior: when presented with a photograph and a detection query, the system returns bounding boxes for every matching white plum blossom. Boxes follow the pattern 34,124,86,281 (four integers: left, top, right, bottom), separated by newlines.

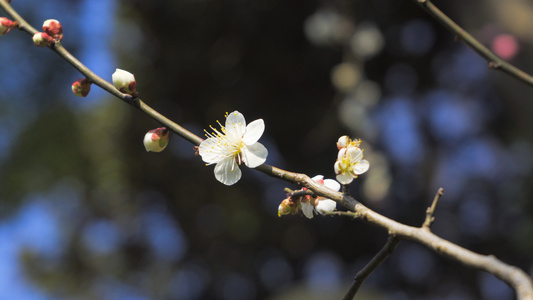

199,111,268,185
334,145,369,185
301,175,340,219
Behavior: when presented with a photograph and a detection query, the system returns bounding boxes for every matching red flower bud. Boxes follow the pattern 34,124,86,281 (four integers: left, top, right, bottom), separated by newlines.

43,19,63,41
0,17,17,35
71,78,91,97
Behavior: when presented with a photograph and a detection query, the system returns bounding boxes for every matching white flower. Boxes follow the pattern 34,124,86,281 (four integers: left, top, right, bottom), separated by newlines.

112,68,137,96
315,199,337,214
301,175,340,219
334,146,369,185
199,111,268,185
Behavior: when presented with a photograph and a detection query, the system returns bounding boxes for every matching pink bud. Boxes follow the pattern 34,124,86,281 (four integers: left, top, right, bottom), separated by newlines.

143,127,170,152
71,78,91,97
43,19,63,41
32,32,54,47
0,17,17,35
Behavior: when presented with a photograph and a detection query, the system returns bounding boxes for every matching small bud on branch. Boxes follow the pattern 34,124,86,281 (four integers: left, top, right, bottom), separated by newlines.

112,68,137,97
143,127,169,152
32,32,54,47
42,19,63,41
0,17,17,35
71,78,91,97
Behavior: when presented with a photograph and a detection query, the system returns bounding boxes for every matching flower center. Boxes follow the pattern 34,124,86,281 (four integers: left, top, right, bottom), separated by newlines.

204,121,245,163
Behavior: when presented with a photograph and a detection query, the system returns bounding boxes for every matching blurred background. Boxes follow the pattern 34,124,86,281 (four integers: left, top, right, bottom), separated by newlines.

1,0,533,299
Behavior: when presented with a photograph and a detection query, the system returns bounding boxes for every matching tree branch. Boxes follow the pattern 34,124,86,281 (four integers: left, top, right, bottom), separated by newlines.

354,202,533,300
422,187,444,230
342,236,400,300
412,0,533,87
0,0,204,146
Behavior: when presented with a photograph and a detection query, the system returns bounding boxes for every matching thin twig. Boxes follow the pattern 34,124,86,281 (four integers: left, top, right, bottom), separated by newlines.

0,0,204,146
422,187,444,230
0,0,37,34
342,236,400,300
413,0,533,87
354,202,533,300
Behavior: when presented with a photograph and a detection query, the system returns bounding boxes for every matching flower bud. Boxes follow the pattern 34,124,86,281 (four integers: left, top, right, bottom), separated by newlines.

0,17,17,35
42,19,63,41
143,127,169,152
336,135,361,150
32,32,54,47
112,68,137,97
337,135,350,150
71,78,91,97
278,198,295,217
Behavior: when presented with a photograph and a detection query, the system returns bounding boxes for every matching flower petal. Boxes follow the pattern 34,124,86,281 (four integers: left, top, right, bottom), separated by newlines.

242,119,265,145
347,146,363,162
225,111,246,139
323,179,341,191
214,157,242,185
241,142,268,168
199,137,223,164
311,175,324,181
301,202,314,219
336,172,354,185
334,161,342,174
353,159,370,175
316,199,336,215
337,148,347,160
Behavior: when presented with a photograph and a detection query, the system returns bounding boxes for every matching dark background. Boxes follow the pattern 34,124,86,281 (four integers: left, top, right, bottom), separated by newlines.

1,0,533,299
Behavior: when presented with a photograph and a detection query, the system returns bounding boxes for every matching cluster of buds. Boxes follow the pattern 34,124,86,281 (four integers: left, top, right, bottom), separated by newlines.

0,17,18,35
143,127,170,152
71,78,92,97
278,175,339,219
112,68,138,97
334,136,369,185
33,19,62,47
